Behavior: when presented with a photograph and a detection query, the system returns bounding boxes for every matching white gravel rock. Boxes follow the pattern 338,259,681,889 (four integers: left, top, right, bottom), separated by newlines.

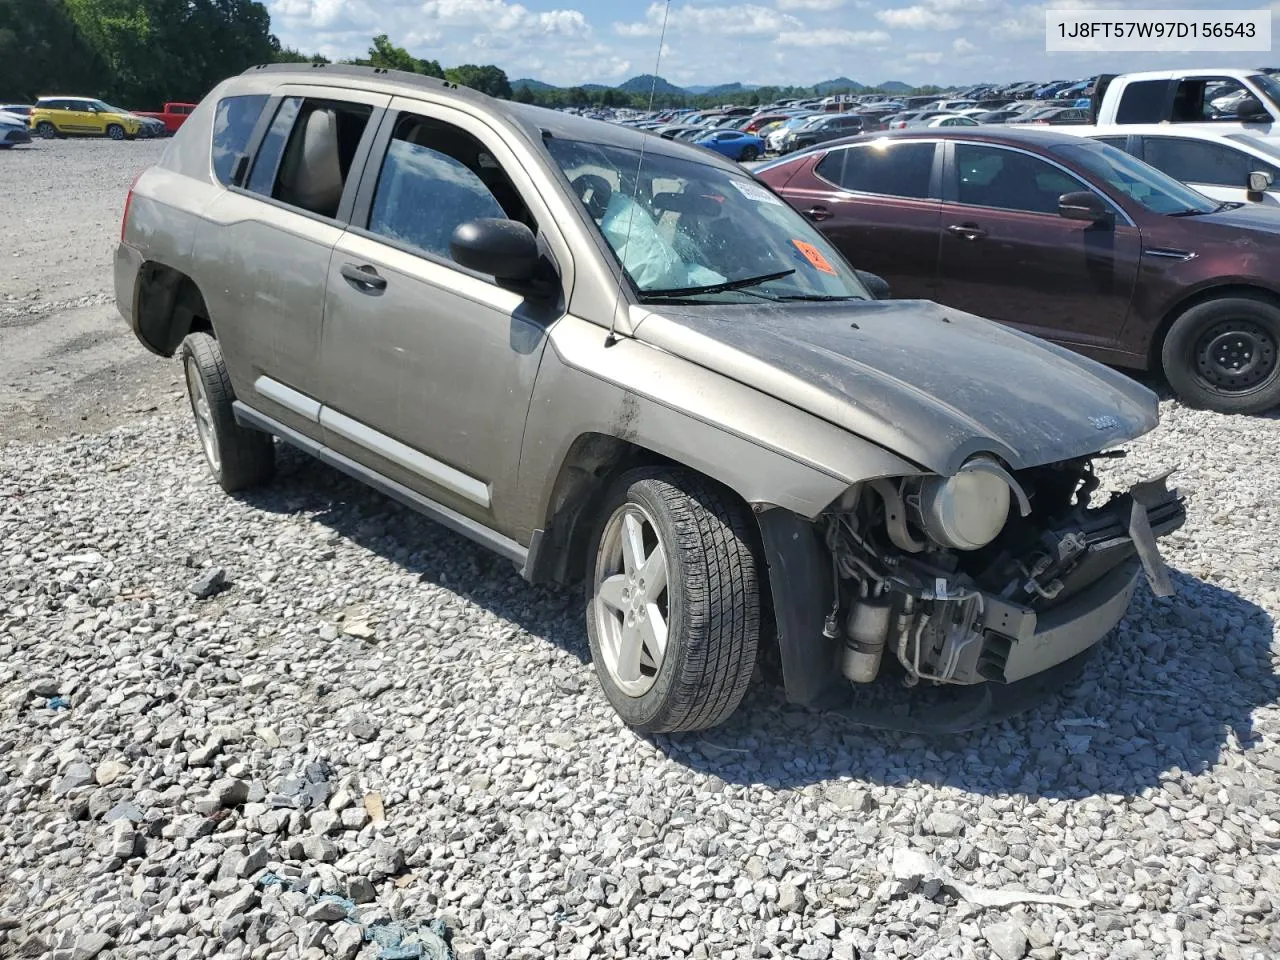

2,219,1280,960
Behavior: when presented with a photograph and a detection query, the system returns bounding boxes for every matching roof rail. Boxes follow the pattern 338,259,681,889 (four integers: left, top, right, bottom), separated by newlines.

240,62,493,101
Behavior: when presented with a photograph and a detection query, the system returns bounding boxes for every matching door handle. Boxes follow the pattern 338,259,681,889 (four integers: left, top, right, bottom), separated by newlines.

341,263,387,292
806,205,833,222
947,223,986,240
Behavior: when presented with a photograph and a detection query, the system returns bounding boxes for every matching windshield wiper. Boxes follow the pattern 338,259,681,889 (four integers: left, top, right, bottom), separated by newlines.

1168,200,1236,217
638,268,796,300
772,293,864,302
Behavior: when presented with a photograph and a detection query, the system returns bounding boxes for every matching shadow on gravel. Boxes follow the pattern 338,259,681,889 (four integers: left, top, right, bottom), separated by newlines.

241,448,1277,803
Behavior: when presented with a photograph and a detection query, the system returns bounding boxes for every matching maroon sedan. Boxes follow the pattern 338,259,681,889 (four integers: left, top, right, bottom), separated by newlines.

755,128,1280,414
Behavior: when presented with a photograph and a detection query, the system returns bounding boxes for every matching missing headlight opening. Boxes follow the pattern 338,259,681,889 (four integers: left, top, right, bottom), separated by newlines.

824,453,1185,688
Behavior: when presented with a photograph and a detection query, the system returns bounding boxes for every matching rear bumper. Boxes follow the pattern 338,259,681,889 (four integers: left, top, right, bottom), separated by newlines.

114,242,144,337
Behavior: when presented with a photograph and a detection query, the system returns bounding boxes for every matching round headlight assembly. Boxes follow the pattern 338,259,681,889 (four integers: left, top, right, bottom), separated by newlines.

917,458,1012,551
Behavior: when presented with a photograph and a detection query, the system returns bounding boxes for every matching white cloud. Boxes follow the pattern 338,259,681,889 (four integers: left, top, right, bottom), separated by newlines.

952,36,976,54
615,3,801,37
776,0,846,9
777,28,892,46
876,5,960,30
906,51,944,64
420,0,590,36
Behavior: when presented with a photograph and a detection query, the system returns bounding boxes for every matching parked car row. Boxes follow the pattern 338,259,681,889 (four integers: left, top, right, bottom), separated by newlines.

0,97,196,142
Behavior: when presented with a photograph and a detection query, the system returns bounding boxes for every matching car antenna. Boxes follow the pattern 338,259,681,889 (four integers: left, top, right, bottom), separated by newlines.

605,0,672,348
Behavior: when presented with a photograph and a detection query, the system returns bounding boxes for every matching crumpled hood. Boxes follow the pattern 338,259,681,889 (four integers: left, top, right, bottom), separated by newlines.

635,298,1160,476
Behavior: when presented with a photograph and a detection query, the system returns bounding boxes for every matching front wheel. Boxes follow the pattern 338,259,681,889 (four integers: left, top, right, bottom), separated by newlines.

36,121,58,139
1161,295,1280,414
107,124,125,141
180,333,275,492
585,468,761,733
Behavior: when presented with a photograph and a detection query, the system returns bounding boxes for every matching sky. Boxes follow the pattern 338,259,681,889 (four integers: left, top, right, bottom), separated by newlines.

264,0,1280,88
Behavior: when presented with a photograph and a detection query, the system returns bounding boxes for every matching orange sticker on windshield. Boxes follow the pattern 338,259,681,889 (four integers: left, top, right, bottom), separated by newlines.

793,239,837,275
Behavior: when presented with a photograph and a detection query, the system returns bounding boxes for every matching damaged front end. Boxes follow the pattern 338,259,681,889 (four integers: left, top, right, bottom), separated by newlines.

813,451,1185,697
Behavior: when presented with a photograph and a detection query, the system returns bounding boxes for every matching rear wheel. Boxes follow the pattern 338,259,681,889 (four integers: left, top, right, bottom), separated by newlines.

180,333,275,492
585,468,761,733
106,124,125,141
36,121,58,139
740,145,760,161
1161,295,1280,414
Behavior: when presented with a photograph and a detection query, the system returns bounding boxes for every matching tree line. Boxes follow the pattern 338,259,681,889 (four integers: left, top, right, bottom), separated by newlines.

0,1,932,113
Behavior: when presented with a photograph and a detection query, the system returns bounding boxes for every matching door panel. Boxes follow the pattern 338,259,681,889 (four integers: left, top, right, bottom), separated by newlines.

774,144,942,299
936,142,1140,349
319,101,565,535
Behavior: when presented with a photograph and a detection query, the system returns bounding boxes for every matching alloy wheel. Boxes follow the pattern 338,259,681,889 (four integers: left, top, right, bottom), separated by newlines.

591,502,671,697
185,355,222,472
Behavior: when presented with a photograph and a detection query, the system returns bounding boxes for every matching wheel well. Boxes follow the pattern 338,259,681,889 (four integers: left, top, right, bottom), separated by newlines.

1149,284,1280,369
136,263,212,357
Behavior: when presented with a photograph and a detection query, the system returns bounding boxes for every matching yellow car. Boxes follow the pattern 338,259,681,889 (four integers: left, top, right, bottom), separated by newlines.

29,97,143,140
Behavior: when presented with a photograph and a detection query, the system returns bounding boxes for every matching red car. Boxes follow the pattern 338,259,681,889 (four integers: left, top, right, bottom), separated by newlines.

134,102,197,135
755,128,1280,413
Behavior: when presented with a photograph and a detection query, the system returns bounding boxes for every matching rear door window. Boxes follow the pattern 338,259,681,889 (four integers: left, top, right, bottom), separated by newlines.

212,94,269,186
817,141,936,199
243,97,373,219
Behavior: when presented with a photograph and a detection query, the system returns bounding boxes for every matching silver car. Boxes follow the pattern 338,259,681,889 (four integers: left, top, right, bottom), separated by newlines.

116,65,1185,733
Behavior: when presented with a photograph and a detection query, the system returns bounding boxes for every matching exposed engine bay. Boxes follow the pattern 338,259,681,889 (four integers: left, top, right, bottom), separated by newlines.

821,452,1186,688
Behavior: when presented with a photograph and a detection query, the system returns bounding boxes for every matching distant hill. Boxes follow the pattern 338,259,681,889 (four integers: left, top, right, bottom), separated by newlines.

877,80,912,93
688,82,759,96
511,77,557,92
617,74,686,95
814,77,865,94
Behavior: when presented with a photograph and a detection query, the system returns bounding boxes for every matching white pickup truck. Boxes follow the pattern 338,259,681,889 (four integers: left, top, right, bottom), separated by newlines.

1092,68,1280,133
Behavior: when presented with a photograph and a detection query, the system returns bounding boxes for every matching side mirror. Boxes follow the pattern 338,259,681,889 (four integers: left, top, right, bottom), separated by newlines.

1248,169,1274,194
1237,97,1271,121
856,269,891,299
1058,190,1111,223
450,218,539,283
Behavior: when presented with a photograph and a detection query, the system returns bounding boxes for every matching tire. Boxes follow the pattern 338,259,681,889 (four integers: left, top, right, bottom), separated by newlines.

740,145,759,161
584,467,761,733
180,333,275,492
106,124,125,141
36,121,58,139
1161,295,1280,414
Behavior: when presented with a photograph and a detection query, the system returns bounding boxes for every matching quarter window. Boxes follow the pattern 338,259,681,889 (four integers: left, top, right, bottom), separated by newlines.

244,98,372,218
816,141,935,200
212,94,269,186
954,143,1087,215
365,113,533,267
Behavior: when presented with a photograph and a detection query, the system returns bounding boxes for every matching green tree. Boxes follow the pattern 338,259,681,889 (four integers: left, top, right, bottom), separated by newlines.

0,0,110,101
445,63,511,98
513,84,536,104
273,45,327,64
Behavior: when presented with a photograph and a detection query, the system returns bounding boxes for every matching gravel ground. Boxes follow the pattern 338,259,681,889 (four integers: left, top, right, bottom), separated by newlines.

0,138,179,443
2,140,1280,960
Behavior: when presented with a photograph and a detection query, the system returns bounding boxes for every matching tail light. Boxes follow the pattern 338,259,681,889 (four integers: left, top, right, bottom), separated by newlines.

121,170,144,242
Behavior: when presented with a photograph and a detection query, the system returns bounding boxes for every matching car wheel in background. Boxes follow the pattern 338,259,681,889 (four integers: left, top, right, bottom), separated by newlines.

585,467,761,733
36,121,58,139
180,333,276,492
1162,295,1280,414
740,145,760,161
107,124,126,141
